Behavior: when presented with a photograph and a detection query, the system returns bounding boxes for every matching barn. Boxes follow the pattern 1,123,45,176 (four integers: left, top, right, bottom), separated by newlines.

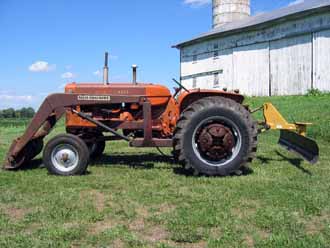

174,0,330,96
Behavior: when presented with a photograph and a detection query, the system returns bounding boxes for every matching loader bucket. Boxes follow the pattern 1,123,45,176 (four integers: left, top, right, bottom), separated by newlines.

278,130,319,164
4,138,44,170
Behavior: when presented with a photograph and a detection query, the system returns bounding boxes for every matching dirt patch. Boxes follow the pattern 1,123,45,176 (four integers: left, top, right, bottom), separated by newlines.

129,218,145,231
241,199,262,208
244,235,255,248
257,229,270,240
80,190,105,212
209,227,222,239
112,239,124,248
138,226,168,242
136,206,150,218
305,212,330,235
25,223,42,235
88,218,120,235
232,207,256,219
232,199,261,219
2,206,31,221
128,206,150,231
155,203,176,214
180,241,208,248
63,222,80,229
156,240,207,248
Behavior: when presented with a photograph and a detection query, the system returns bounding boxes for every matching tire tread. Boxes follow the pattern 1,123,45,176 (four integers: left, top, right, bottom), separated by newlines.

173,96,258,176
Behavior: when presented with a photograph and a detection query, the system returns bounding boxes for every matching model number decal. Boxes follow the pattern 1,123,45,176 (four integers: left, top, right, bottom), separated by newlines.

77,95,111,101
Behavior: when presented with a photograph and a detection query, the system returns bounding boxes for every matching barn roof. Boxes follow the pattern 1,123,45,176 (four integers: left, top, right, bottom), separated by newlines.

174,0,330,48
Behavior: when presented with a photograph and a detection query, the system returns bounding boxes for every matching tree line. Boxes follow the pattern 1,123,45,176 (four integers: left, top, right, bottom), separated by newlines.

0,107,35,118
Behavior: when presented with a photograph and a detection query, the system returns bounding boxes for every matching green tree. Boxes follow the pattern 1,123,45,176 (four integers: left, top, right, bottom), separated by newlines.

0,107,35,118
20,107,28,118
2,108,15,118
15,110,21,118
25,107,35,118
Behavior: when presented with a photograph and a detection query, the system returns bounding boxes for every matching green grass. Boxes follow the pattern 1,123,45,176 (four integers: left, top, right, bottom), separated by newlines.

0,118,31,128
0,95,330,248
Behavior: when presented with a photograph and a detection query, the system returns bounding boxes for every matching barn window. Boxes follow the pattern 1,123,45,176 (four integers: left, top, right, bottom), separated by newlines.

213,73,219,88
193,77,197,88
193,54,198,64
214,43,219,50
214,51,219,60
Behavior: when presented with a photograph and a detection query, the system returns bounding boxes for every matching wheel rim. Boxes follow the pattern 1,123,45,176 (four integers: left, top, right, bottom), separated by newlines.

192,116,242,167
51,144,79,172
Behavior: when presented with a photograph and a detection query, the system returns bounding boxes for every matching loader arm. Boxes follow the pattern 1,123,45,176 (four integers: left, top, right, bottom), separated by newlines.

261,103,319,164
3,93,142,170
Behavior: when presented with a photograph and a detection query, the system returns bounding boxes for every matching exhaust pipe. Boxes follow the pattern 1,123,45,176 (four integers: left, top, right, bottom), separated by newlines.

132,64,138,85
103,52,109,85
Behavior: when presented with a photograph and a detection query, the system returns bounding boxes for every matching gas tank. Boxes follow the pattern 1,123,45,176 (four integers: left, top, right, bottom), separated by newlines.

65,82,172,106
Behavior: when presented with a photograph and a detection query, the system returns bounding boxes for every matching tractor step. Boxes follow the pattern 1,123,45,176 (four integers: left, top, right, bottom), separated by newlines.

130,138,172,147
278,130,319,164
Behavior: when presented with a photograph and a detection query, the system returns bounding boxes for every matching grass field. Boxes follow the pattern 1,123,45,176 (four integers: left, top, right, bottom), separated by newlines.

0,95,330,248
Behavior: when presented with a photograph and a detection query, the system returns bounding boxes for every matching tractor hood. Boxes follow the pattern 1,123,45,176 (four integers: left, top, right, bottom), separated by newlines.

65,83,172,98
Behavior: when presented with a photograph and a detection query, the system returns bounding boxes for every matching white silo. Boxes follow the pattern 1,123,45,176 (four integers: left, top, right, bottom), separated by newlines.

213,0,251,29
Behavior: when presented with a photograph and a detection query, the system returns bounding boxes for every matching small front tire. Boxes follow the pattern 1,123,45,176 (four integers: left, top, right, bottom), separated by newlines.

43,134,90,176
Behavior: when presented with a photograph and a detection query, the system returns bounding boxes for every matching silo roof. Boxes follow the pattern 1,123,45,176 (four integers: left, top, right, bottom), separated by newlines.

174,0,330,48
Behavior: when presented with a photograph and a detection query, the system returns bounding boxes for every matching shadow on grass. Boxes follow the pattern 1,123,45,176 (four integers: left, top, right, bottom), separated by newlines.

92,153,254,177
91,153,174,170
257,150,312,176
20,158,44,170
173,166,254,177
19,153,255,177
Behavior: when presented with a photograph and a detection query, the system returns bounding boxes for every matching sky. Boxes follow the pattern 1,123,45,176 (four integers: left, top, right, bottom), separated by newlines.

0,0,304,109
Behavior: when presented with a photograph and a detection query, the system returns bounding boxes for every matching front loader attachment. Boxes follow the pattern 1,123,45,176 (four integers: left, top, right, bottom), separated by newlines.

3,93,144,170
3,96,65,170
261,103,319,164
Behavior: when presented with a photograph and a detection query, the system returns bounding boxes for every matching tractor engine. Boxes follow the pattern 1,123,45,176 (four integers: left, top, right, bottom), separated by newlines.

65,83,179,139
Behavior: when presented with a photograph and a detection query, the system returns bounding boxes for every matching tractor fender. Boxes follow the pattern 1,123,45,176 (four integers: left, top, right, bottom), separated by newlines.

177,89,244,113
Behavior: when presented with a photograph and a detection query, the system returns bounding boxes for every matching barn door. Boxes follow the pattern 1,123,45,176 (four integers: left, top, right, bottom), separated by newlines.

233,42,270,96
313,30,330,92
270,34,312,96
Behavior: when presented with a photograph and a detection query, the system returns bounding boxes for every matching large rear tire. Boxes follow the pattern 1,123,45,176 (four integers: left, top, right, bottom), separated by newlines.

173,97,258,176
43,134,90,176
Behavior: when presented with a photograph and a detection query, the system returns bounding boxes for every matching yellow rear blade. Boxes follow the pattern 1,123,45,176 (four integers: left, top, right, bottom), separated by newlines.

278,130,319,164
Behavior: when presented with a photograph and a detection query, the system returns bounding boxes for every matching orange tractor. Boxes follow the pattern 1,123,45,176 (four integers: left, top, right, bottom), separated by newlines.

3,53,319,176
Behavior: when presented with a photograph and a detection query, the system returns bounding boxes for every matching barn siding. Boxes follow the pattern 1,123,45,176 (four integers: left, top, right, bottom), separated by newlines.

181,51,212,77
181,48,233,90
180,12,330,95
181,12,330,58
233,42,270,96
182,74,218,89
313,29,330,91
270,34,312,96
214,49,233,90
181,48,232,78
